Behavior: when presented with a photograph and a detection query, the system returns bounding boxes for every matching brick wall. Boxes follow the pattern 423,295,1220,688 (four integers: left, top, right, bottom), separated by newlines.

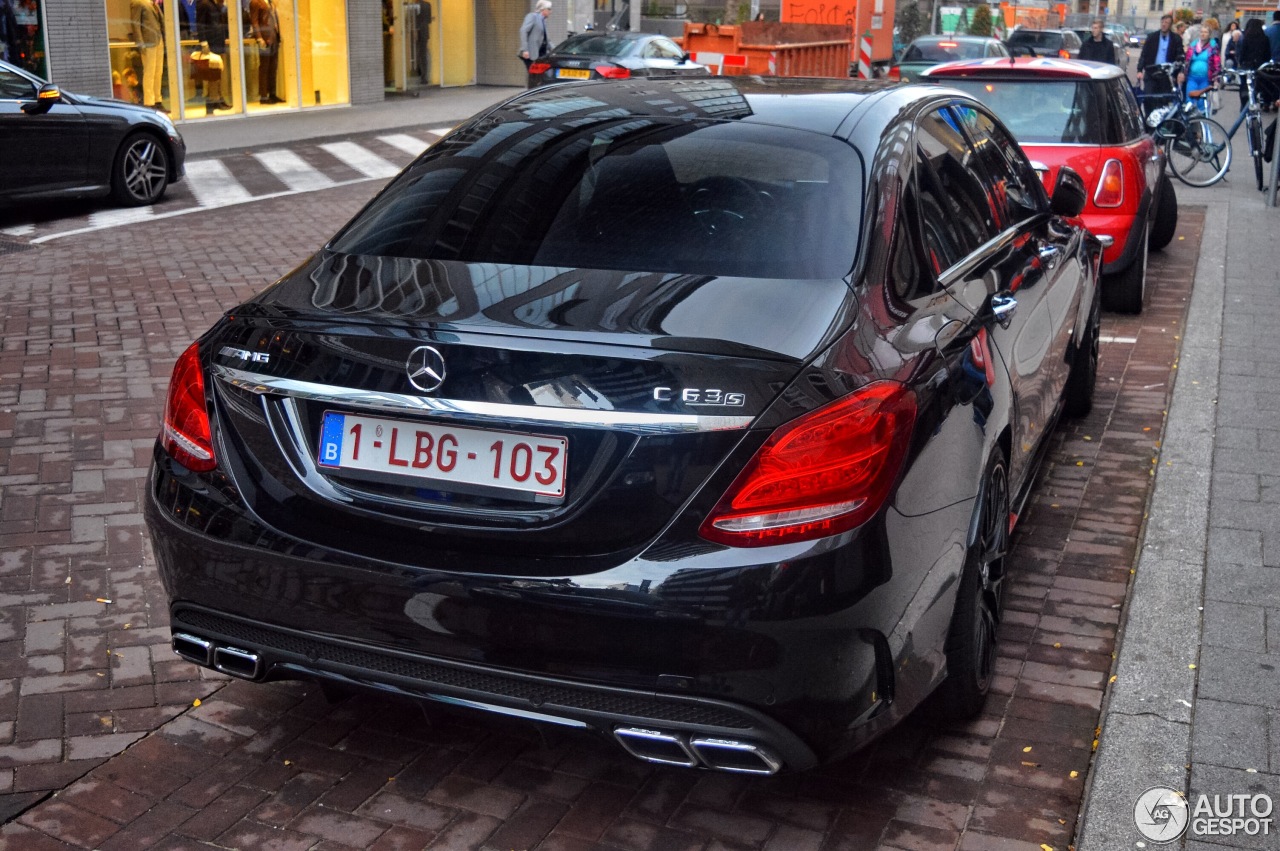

347,0,384,105
44,0,112,97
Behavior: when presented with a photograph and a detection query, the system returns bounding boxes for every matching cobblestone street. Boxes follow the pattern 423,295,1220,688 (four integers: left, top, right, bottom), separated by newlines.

0,159,1205,849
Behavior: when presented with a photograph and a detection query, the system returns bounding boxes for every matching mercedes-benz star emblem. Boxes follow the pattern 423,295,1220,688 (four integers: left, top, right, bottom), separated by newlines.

406,345,446,393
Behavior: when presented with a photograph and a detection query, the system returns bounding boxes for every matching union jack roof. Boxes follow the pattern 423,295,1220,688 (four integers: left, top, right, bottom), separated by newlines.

922,56,1126,80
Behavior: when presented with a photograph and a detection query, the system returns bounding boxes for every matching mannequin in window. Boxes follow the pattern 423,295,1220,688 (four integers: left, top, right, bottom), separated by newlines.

130,0,165,110
417,1,432,84
196,0,230,111
249,0,283,104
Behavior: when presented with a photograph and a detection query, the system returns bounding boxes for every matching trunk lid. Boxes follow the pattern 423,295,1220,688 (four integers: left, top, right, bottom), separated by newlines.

206,254,855,574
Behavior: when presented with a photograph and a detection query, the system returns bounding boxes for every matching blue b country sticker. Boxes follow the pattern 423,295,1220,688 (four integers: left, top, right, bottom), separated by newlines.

319,412,345,466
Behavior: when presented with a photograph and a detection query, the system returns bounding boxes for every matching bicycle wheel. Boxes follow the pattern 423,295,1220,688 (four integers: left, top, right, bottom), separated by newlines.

1247,116,1264,191
1166,116,1233,187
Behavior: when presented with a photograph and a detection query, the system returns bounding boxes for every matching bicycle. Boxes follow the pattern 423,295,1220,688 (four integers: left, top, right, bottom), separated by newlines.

1137,62,1233,187
1214,62,1280,191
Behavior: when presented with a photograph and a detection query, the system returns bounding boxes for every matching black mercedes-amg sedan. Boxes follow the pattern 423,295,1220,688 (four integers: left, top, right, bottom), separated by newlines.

146,77,1101,774
0,59,185,207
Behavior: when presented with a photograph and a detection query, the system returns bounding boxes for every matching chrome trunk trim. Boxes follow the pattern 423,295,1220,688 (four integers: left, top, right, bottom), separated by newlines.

213,366,753,433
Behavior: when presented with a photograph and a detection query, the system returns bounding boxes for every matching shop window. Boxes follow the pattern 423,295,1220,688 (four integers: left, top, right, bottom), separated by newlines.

103,0,346,120
2,0,47,79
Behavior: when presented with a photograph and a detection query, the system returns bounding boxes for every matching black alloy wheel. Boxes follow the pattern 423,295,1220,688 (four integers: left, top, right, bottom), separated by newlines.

932,454,1009,720
112,133,170,206
1148,172,1178,251
1102,220,1148,314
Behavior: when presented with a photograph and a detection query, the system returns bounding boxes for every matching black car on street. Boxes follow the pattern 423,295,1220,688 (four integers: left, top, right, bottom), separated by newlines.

147,77,1101,773
529,32,708,85
0,59,185,207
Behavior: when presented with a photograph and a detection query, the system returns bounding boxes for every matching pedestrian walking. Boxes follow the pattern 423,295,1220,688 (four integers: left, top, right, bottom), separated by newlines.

1266,11,1280,63
1137,14,1185,94
519,0,552,88
1221,19,1241,67
1185,23,1221,112
1078,19,1116,64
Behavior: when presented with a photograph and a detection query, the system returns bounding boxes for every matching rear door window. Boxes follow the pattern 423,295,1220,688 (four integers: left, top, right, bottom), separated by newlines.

911,107,999,274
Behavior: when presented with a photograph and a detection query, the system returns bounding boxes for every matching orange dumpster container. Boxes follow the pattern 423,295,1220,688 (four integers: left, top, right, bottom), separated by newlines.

680,22,852,78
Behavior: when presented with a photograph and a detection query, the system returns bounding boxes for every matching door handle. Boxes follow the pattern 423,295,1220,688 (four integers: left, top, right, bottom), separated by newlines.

1038,245,1062,268
991,293,1018,328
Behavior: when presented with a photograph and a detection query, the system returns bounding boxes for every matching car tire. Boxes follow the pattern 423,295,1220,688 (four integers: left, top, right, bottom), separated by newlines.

111,132,170,207
1148,172,1178,252
1062,294,1100,418
929,452,1009,721
1102,221,1148,314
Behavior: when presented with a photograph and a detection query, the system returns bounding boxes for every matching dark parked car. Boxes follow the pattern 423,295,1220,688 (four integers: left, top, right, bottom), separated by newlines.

1006,28,1084,59
528,31,708,86
147,76,1101,773
890,35,1010,82
0,59,185,207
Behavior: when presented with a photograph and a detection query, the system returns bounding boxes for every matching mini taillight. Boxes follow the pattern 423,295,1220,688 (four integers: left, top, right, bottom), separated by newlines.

889,65,900,80
1059,49,1070,58
529,62,551,74
161,343,216,472
1094,158,1123,207
699,382,917,547
594,64,631,79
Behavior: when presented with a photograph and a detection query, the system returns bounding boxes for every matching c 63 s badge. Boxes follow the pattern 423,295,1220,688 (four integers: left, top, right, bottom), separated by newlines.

653,387,746,407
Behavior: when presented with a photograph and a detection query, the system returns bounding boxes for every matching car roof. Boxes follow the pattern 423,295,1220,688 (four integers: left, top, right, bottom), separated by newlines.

563,31,665,41
923,56,1126,80
909,34,1002,44
491,76,928,140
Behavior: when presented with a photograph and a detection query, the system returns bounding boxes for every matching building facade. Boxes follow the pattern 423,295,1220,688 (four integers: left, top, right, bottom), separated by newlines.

9,0,565,123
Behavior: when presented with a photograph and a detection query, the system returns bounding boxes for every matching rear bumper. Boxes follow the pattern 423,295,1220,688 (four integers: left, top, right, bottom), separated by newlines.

146,446,921,770
168,604,819,772
1089,199,1149,275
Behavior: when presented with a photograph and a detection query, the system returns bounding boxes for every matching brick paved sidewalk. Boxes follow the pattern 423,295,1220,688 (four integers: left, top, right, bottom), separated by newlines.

0,177,1204,848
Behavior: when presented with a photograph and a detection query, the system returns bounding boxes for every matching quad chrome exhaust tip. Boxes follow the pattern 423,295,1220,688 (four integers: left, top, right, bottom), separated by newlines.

614,727,782,774
172,632,262,681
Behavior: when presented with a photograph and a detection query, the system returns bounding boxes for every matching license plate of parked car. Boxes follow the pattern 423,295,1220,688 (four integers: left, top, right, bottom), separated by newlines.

557,68,591,79
318,412,568,498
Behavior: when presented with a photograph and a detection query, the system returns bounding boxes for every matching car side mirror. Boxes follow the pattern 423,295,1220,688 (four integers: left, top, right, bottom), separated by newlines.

682,52,692,62
1049,166,1087,217
21,83,61,114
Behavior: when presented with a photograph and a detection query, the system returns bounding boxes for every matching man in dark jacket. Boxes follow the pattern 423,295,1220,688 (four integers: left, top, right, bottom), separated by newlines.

1079,19,1117,63
1137,14,1185,93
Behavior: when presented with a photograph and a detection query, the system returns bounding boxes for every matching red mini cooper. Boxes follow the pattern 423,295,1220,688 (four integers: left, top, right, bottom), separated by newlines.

924,57,1177,313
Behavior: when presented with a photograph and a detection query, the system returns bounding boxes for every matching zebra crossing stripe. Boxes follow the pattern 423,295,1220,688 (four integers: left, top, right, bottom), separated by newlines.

319,142,401,179
184,159,254,207
87,206,156,228
378,134,430,157
252,149,337,192
427,126,455,137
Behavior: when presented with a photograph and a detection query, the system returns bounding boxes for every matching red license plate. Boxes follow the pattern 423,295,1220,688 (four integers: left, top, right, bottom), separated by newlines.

318,412,568,498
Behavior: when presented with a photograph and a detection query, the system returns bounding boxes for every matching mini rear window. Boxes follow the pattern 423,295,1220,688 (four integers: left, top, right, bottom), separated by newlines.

938,79,1105,144
903,40,988,62
331,119,864,280
1008,31,1065,50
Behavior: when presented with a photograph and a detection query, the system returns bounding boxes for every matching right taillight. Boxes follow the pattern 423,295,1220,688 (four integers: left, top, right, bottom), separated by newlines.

699,381,917,547
161,343,216,472
529,62,551,74
1094,158,1124,207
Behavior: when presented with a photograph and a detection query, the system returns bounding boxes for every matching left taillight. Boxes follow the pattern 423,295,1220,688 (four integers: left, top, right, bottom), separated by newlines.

594,64,631,79
1093,158,1124,207
529,61,551,74
699,381,917,547
161,343,216,472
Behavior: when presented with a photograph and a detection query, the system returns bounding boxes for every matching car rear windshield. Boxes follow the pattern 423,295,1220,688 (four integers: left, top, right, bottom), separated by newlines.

903,40,987,61
1008,31,1065,50
938,79,1104,144
555,35,635,56
331,118,863,280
